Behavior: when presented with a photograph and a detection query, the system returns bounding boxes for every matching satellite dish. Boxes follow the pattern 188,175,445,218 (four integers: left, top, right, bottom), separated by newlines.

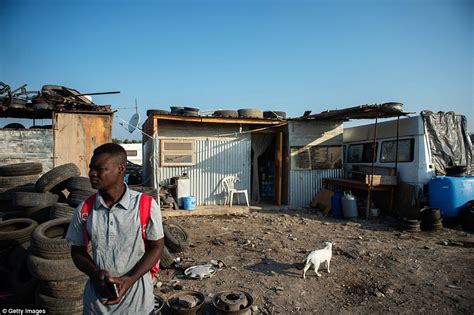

128,113,140,133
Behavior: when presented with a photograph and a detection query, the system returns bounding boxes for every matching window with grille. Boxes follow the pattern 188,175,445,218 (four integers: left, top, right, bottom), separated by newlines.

160,140,196,166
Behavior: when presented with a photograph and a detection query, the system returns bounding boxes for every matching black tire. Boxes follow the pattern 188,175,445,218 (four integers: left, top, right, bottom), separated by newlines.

39,276,87,299
35,163,81,193
30,218,71,260
3,122,25,128
163,220,189,252
50,203,75,220
147,109,170,116
0,218,38,247
13,192,58,209
237,108,264,118
67,190,94,207
213,110,238,118
27,253,82,281
0,174,39,189
66,176,95,192
159,246,175,269
0,162,43,177
36,292,83,314
263,111,286,119
0,184,36,201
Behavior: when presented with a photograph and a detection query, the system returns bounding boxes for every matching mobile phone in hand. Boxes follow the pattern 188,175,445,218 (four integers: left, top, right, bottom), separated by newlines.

106,281,119,299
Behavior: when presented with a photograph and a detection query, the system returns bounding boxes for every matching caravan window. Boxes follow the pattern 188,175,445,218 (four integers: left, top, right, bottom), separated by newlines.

380,139,414,162
347,143,378,163
160,139,196,166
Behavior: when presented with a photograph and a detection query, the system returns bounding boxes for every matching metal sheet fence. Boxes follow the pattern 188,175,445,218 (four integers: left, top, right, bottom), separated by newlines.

289,169,344,208
155,138,251,205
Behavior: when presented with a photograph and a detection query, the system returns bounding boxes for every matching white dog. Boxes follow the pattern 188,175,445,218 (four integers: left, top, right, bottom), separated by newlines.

302,241,332,279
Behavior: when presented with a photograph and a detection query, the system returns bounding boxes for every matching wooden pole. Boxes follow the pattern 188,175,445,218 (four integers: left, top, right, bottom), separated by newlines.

367,113,379,219
275,131,283,206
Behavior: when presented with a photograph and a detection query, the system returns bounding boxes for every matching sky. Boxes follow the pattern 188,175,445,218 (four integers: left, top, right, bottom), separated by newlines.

1,0,472,140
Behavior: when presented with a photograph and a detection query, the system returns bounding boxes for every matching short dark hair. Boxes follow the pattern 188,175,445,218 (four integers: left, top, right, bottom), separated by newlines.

93,143,127,164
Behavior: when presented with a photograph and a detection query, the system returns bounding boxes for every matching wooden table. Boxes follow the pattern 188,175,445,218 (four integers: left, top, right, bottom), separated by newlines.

323,178,397,214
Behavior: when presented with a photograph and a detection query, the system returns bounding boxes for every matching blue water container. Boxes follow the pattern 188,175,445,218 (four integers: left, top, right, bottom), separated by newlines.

429,176,474,218
331,190,343,218
182,196,196,210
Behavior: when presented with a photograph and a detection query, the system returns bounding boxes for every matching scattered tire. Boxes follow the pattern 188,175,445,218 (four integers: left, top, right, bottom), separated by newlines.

263,111,286,119
147,109,170,116
0,218,38,247
30,218,71,260
66,176,95,193
36,292,83,314
35,163,81,193
27,253,82,281
400,218,420,232
0,174,39,189
237,108,264,119
0,162,43,177
13,192,58,209
67,190,94,207
163,220,189,252
160,246,175,269
39,276,87,299
51,203,76,219
420,207,441,223
213,110,238,118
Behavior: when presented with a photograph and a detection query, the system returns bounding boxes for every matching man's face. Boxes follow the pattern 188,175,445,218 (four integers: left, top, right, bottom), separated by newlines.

88,153,125,191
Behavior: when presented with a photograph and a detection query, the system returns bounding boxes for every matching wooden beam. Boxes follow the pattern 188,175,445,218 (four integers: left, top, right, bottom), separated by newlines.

151,113,285,125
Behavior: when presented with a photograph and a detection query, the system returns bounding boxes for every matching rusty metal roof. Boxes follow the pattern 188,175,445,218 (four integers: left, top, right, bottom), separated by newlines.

294,102,411,121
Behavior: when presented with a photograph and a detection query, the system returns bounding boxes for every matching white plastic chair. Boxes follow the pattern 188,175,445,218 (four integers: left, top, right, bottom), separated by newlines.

222,176,249,207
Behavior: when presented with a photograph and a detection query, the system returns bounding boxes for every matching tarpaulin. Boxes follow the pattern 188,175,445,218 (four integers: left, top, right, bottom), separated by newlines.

421,111,472,175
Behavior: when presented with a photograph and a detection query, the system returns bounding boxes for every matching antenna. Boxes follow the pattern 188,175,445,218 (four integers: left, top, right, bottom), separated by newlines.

127,99,140,133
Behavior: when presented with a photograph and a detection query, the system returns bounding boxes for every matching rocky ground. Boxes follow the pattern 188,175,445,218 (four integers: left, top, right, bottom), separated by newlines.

156,208,474,314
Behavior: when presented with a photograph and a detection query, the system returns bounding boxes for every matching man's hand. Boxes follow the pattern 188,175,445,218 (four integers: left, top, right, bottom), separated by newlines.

90,269,115,302
102,276,134,305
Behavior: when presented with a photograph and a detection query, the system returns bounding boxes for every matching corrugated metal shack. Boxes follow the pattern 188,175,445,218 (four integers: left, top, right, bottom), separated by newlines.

142,111,344,207
0,84,113,176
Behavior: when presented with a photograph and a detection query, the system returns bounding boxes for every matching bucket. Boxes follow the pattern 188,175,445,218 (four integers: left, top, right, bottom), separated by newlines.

371,208,380,217
341,191,358,219
182,196,196,210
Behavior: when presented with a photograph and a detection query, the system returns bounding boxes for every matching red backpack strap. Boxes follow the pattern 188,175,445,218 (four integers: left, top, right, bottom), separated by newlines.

81,194,97,246
138,193,160,278
138,193,153,239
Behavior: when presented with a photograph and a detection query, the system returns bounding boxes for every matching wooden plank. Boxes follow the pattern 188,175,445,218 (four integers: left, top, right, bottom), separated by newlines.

53,113,113,176
152,114,285,125
275,131,283,206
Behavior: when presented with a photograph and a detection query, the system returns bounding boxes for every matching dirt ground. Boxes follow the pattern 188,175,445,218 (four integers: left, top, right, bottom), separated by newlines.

156,208,474,314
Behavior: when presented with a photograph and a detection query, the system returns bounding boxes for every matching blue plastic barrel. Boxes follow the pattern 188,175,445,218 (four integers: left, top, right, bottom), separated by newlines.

429,176,474,218
182,196,196,210
331,190,343,218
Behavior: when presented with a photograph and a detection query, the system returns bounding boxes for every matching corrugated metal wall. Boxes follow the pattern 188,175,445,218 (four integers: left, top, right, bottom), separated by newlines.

289,169,344,207
155,137,251,205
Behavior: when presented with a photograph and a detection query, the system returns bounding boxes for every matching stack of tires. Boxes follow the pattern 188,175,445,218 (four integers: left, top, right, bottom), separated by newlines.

27,218,85,314
49,176,96,220
0,163,43,219
419,207,443,231
160,220,189,269
0,218,39,305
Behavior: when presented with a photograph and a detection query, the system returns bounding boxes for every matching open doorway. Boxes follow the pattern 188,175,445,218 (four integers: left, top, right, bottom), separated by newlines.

258,137,276,203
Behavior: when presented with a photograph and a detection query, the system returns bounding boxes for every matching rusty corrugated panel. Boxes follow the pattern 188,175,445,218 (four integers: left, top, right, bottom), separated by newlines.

289,169,344,207
155,137,251,205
